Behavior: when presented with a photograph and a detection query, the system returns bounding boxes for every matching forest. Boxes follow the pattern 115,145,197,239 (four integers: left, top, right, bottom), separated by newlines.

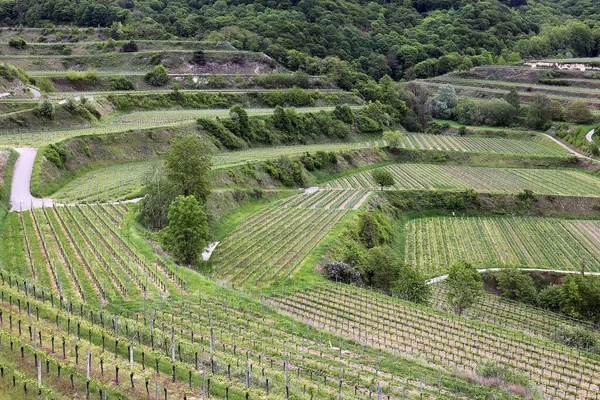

0,0,599,83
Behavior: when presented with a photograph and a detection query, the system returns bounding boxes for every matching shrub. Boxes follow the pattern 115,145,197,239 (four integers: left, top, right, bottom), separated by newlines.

192,49,206,65
8,37,26,49
566,101,594,124
537,284,562,312
109,76,134,91
526,94,553,130
446,260,482,315
44,144,67,168
160,195,208,264
383,131,403,148
371,169,395,190
322,261,361,284
332,104,355,124
355,210,394,249
554,324,598,352
145,64,169,86
197,118,245,149
262,156,305,187
122,40,138,53
476,360,528,387
517,188,536,207
356,115,383,134
66,70,100,86
37,77,55,93
37,100,54,119
495,267,538,305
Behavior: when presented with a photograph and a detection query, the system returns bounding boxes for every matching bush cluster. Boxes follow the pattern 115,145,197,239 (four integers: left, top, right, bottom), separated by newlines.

66,70,100,86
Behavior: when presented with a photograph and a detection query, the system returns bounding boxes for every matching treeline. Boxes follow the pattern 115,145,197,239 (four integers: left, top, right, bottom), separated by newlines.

198,101,403,150
489,267,600,325
107,88,358,111
324,206,430,304
425,84,597,132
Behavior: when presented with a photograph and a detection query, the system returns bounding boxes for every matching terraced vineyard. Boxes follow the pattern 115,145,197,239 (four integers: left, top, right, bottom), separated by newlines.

114,107,344,125
214,195,352,288
384,133,567,156
0,123,173,148
0,269,517,400
0,107,346,147
53,161,160,203
282,189,372,210
46,135,571,205
422,79,600,110
326,164,600,196
47,144,376,204
429,284,599,343
404,216,600,275
269,283,600,399
1,204,179,305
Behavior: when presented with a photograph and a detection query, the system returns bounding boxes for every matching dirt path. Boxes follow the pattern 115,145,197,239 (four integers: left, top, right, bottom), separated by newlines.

426,267,600,285
10,148,53,211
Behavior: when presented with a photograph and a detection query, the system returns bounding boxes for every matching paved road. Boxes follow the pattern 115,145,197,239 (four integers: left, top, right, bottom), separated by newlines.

29,87,41,99
9,148,142,211
585,129,599,154
426,268,600,285
585,128,595,143
541,133,591,159
10,148,53,211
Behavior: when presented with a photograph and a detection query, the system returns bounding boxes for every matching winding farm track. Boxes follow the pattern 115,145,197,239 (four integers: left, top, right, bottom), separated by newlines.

426,267,600,285
586,128,599,154
541,133,592,159
28,87,41,99
10,148,53,211
9,148,141,211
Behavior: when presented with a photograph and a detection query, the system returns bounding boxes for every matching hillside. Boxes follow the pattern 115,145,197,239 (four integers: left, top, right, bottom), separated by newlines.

0,0,599,85
0,0,599,399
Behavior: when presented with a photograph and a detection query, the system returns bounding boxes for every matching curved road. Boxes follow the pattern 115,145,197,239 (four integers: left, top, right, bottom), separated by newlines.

10,148,53,211
9,148,142,211
29,87,41,99
541,133,591,159
585,129,599,154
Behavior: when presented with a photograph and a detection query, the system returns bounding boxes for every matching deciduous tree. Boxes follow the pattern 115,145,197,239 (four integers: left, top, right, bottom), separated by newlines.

371,169,395,190
446,260,482,315
161,195,208,264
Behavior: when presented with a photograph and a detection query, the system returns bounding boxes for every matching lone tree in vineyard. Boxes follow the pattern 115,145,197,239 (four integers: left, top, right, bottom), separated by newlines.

138,134,212,230
166,134,212,204
372,169,395,190
161,195,208,264
446,260,482,315
383,131,403,148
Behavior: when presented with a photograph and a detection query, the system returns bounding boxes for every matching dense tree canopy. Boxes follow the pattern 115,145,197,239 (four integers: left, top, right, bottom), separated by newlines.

2,0,600,82
161,195,209,264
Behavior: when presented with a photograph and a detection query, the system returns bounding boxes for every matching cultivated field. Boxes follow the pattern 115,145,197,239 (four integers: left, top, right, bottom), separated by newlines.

380,133,567,156
404,216,600,275
270,283,600,399
429,284,599,343
52,161,160,203
326,164,600,196
213,195,354,288
1,204,178,305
